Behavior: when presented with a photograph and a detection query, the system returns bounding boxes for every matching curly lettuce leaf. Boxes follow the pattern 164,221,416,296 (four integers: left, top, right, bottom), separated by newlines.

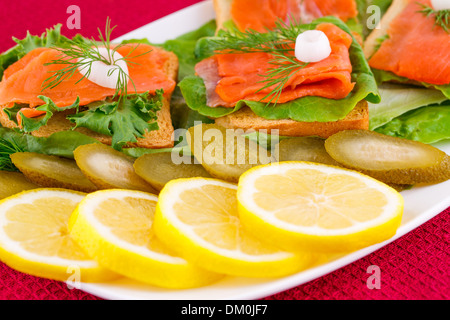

173,20,217,42
0,127,101,171
4,96,80,132
180,16,380,122
3,91,163,151
68,91,163,150
374,103,450,144
369,84,448,130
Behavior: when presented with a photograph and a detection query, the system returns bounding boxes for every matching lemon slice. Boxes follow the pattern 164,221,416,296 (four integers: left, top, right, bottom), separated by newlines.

0,188,117,282
153,178,316,278
237,162,404,253
68,189,224,289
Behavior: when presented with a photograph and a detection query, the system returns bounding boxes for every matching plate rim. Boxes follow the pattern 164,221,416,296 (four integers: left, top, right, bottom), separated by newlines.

78,0,450,300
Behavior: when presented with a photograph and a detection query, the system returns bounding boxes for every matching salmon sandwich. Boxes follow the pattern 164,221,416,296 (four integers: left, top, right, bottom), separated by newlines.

364,0,450,144
179,15,380,138
365,0,450,96
0,22,178,150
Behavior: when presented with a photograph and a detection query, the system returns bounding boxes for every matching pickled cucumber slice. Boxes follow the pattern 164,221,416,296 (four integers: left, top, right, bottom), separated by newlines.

325,130,450,185
276,137,341,166
187,124,275,183
74,144,157,193
134,152,212,191
0,171,38,199
10,152,98,193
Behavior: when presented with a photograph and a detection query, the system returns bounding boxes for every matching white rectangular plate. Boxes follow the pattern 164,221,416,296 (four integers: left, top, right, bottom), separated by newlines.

80,0,450,300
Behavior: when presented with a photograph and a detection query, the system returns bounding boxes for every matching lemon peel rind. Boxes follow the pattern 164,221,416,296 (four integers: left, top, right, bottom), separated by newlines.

237,162,404,253
68,189,223,289
0,188,117,282
238,201,403,253
154,178,315,278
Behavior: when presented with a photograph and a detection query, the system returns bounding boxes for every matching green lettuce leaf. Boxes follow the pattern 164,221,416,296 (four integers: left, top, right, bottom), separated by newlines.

4,92,163,151
0,127,101,171
3,91,162,151
369,84,448,130
159,20,216,81
120,38,151,45
374,103,450,144
68,91,163,150
173,20,217,42
169,86,215,130
4,96,80,132
159,20,217,130
179,16,380,123
373,69,450,99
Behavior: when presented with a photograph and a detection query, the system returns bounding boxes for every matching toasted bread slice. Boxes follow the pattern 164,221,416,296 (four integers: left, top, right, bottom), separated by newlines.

0,50,178,149
363,0,408,59
215,100,369,138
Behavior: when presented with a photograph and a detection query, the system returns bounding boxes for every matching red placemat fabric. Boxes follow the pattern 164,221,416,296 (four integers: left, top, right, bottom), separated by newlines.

0,0,203,53
0,0,449,300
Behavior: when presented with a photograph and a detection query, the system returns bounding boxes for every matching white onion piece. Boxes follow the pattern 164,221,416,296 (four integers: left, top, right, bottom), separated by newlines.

78,47,129,89
295,30,332,63
431,0,450,11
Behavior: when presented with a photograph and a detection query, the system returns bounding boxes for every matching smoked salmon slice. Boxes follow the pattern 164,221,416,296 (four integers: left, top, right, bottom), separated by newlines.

196,23,355,107
0,43,176,110
230,0,358,32
369,0,450,86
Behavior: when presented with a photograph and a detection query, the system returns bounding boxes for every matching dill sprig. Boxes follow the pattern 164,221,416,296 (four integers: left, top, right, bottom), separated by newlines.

257,52,309,105
209,18,311,106
418,2,450,33
42,17,150,101
0,137,25,172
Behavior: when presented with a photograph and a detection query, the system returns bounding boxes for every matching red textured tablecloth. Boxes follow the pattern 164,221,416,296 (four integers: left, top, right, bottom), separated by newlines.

0,0,449,300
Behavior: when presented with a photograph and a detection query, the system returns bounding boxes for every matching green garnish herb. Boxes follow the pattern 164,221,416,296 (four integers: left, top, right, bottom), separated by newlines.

67,90,163,150
42,17,150,101
418,2,450,33
0,137,25,172
206,18,310,106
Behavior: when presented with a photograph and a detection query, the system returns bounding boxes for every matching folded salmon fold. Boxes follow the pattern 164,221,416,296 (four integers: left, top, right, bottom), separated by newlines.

230,0,358,32
196,23,355,107
369,0,450,86
0,43,176,120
